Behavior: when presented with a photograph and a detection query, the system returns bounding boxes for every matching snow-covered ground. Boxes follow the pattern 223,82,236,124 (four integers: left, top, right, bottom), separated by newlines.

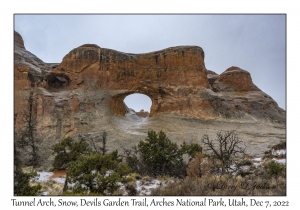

271,149,286,164
135,179,165,195
253,157,262,162
113,110,149,136
272,158,286,164
34,171,166,196
32,149,286,196
37,172,66,184
272,149,286,156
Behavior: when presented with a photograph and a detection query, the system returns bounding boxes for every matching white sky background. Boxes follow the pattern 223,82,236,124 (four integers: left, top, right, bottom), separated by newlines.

14,14,286,111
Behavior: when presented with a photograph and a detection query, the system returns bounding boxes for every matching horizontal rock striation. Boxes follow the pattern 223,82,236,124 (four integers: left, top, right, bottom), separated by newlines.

49,44,208,117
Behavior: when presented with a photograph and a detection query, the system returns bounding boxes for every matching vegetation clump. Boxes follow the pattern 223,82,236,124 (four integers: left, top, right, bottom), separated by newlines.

14,168,42,196
201,130,247,174
67,151,131,195
14,133,41,196
51,134,131,195
267,160,285,176
20,129,285,196
125,130,202,177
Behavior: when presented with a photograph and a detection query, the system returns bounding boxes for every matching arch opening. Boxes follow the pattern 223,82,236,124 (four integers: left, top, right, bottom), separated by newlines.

124,93,152,118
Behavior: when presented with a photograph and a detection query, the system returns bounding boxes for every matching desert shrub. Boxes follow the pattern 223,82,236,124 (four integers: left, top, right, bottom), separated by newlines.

236,158,253,167
263,141,286,159
39,180,64,196
201,130,247,174
51,137,91,170
267,160,285,176
126,130,202,177
14,143,41,196
123,146,145,174
151,173,286,196
52,137,131,195
14,169,42,196
125,181,138,196
51,137,92,192
180,142,203,160
67,151,132,195
138,130,183,177
186,153,212,177
272,141,286,150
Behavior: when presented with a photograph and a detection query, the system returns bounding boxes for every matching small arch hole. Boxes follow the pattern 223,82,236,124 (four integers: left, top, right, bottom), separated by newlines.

124,93,152,118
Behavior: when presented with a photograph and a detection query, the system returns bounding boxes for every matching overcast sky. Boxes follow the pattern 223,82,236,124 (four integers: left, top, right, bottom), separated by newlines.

14,14,286,111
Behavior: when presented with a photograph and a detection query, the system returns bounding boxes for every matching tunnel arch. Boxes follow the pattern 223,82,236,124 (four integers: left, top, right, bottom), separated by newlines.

110,88,161,117
52,45,209,118
124,93,152,113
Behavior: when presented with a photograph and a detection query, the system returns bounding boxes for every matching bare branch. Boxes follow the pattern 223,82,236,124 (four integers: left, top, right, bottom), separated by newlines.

201,130,247,174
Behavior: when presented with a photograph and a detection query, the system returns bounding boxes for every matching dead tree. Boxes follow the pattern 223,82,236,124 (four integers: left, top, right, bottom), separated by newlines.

19,85,41,168
201,130,247,174
99,130,108,155
86,130,108,155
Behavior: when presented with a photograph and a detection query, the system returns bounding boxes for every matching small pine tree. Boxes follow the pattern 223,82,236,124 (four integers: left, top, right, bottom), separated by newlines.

14,113,41,196
14,144,41,196
51,137,91,192
67,151,132,195
52,137,91,170
137,130,203,177
14,169,42,196
138,130,183,177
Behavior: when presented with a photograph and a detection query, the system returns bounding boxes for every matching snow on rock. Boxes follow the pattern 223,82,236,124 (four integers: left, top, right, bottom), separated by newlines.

136,179,165,195
36,172,66,184
272,158,286,164
252,157,262,167
52,177,66,184
40,192,49,196
272,149,286,156
240,165,251,171
36,172,53,182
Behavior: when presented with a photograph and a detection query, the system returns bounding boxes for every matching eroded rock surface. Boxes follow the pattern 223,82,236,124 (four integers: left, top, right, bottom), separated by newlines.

14,31,286,169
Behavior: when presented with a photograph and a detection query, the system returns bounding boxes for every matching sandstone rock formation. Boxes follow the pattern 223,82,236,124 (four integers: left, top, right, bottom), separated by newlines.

136,110,150,118
14,31,286,169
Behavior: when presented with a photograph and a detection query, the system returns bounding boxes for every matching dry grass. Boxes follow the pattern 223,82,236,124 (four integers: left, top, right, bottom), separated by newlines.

39,180,64,196
151,172,286,196
186,153,213,177
125,181,138,196
272,141,286,150
151,156,286,196
126,173,142,182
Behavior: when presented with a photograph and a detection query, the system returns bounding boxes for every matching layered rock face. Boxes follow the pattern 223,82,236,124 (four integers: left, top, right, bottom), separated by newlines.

48,43,209,118
14,31,286,169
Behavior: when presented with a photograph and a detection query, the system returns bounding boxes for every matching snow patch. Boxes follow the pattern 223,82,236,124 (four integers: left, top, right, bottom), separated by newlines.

136,179,165,195
40,192,49,196
240,165,251,171
36,172,66,184
52,177,66,184
272,149,286,156
272,158,286,164
36,172,53,182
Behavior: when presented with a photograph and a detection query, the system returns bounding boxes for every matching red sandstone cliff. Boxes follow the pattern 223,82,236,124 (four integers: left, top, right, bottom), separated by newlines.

14,31,286,168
